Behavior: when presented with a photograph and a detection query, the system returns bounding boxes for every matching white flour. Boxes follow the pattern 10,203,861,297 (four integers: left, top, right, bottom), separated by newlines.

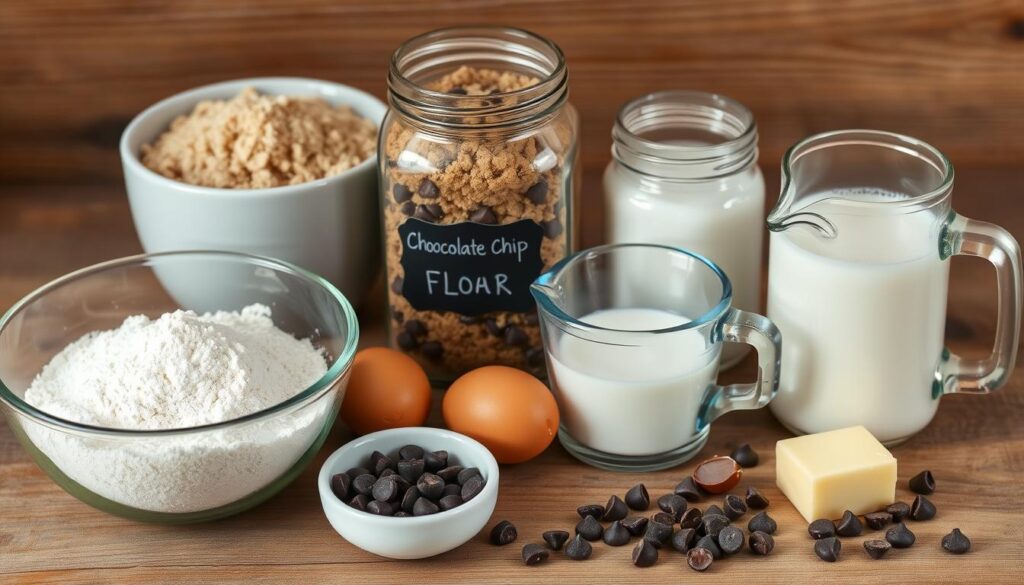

23,304,333,513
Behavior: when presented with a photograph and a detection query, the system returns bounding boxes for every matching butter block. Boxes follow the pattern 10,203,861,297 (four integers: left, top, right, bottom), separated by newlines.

776,426,896,522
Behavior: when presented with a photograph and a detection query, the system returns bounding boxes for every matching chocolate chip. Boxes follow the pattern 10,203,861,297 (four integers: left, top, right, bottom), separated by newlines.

718,525,745,555
438,494,463,511
577,503,605,519
687,547,713,571
391,307,404,324
835,510,864,536
745,486,769,509
393,511,410,517
418,179,440,198
624,484,650,511
704,504,724,517
749,531,775,555
747,511,777,534
730,443,759,467
525,346,545,367
695,534,723,559
909,470,935,494
864,512,892,530
461,475,485,501
396,331,418,350
436,465,462,483
671,527,697,553
723,494,747,520
886,502,911,522
329,473,350,500
542,218,563,239
400,486,419,514
390,277,404,296
348,493,369,511
543,530,570,550
504,325,529,347
397,458,425,483
393,183,413,203
941,528,971,554
411,497,438,516
469,206,497,224
371,451,389,469
809,518,836,539
521,543,548,566
575,515,604,541
564,534,592,560
885,522,916,548
658,494,687,522
457,467,481,485
403,319,427,338
379,468,396,478
345,466,369,479
910,495,936,521
416,473,444,500
441,483,460,498
371,476,399,503
413,204,438,222
603,495,628,521
622,516,649,536
484,318,506,338
863,540,890,561
524,180,548,204
700,514,730,539
631,539,659,567
366,500,393,515
643,519,673,547
399,200,416,216
352,473,376,496
602,520,631,546
814,536,841,562
490,520,518,545
652,512,675,526
424,450,448,472
679,507,703,530
447,87,468,95
420,340,444,361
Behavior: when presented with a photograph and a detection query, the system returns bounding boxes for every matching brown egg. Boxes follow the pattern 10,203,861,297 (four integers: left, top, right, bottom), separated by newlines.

341,347,431,436
443,366,559,464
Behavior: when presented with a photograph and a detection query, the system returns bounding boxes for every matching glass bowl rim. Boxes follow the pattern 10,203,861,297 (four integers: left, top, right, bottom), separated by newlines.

0,250,359,437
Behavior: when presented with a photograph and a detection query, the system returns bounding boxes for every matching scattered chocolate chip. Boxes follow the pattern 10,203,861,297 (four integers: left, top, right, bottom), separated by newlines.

749,531,775,555
403,319,427,338
652,512,676,526
524,180,548,204
745,486,769,509
565,534,593,560
622,516,649,536
366,500,393,516
632,539,659,567
392,183,413,203
885,522,916,548
910,495,936,521
396,331,418,350
695,534,723,559
909,470,935,494
543,530,570,550
576,515,604,541
864,538,891,559
420,340,444,361
687,547,714,571
603,495,628,521
864,512,892,530
504,325,529,347
424,450,447,472
723,494,747,520
418,179,440,198
436,465,462,483
390,277,404,296
461,476,485,501
809,518,836,539
674,476,703,502
671,527,697,553
717,525,744,555
658,494,687,521
457,467,482,485
747,511,777,534
397,459,425,484
625,483,650,511
348,493,369,511
438,494,463,511
704,504,724,517
941,528,971,554
577,504,605,519
371,476,399,503
470,206,497,224
603,520,631,546
679,507,703,530
352,473,376,496
542,218,563,239
416,473,444,500
643,519,673,547
330,473,351,500
490,520,518,545
730,443,759,467
814,536,841,562
835,510,864,537
399,200,416,216
693,456,743,494
521,543,548,566
886,502,911,522
700,514,730,539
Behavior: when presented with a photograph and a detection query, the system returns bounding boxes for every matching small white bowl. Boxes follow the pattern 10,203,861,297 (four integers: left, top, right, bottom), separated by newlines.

120,77,387,308
318,427,499,559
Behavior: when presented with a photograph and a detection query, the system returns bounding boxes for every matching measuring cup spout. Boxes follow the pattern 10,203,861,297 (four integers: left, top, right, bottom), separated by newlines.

529,282,559,308
767,167,838,239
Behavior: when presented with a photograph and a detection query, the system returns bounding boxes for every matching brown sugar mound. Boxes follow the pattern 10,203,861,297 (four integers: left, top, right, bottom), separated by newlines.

141,88,378,189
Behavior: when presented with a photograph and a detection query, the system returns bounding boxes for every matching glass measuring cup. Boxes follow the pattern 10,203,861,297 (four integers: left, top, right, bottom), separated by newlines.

766,130,1022,445
531,244,781,471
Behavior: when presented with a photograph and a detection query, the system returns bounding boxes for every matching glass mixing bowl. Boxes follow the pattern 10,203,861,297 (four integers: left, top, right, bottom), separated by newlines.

0,251,358,523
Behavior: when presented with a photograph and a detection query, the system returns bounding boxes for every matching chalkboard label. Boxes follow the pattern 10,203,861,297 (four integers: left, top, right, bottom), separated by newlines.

398,218,545,315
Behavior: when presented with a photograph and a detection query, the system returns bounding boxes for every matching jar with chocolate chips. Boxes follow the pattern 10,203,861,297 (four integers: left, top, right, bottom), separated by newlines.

381,26,579,383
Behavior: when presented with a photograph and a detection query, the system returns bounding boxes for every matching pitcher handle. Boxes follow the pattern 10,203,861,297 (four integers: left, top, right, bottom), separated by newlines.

699,308,782,427
938,212,1023,395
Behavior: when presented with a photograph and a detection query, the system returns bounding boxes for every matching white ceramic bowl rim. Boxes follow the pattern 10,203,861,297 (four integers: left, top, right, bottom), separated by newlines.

0,250,360,437
319,428,500,527
119,77,387,198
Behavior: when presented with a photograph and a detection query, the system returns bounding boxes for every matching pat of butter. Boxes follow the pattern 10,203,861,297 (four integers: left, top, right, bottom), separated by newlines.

776,426,896,522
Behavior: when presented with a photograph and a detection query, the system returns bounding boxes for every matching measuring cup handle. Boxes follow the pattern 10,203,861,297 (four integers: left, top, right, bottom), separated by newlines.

699,308,782,428
939,213,1023,394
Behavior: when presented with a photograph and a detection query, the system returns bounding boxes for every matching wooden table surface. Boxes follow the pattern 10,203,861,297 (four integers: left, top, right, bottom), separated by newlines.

2,1,1024,583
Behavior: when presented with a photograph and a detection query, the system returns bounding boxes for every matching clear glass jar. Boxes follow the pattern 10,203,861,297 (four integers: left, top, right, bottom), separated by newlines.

381,27,579,384
603,91,764,369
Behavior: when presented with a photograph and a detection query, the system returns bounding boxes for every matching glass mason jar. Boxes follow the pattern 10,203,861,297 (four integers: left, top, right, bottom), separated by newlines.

603,91,764,369
380,27,579,384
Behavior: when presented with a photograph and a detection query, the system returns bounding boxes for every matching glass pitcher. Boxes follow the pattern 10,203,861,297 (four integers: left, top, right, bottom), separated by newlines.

766,129,1022,445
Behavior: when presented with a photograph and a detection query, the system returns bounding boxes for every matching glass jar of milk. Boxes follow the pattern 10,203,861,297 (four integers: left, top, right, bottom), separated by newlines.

603,91,764,369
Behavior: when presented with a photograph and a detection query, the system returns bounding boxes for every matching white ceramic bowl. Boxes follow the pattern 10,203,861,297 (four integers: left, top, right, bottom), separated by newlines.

318,427,499,559
120,77,387,308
